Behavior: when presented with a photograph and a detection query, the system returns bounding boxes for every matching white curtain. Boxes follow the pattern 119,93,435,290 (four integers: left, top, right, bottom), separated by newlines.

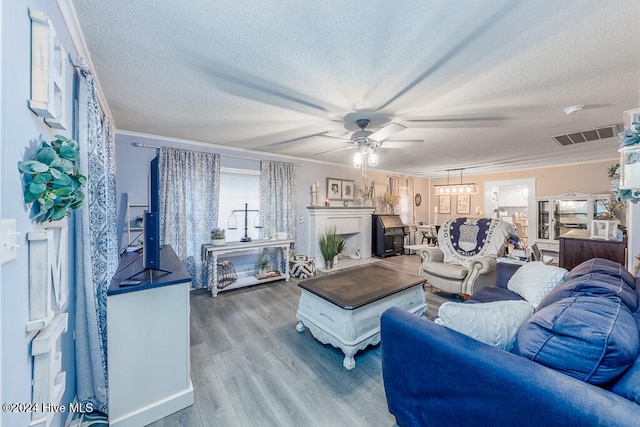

158,147,220,289
75,70,117,414
260,160,296,269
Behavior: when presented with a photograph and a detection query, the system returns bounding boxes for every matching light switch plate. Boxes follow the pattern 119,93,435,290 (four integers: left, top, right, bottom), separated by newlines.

0,218,19,264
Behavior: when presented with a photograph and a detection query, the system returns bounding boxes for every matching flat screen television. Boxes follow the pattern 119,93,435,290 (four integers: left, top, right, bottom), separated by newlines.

125,155,171,280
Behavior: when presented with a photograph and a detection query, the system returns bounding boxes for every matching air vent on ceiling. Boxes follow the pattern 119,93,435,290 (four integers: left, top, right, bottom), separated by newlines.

552,124,621,146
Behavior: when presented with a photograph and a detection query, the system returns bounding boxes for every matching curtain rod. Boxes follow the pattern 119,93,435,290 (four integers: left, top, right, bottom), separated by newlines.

132,142,302,166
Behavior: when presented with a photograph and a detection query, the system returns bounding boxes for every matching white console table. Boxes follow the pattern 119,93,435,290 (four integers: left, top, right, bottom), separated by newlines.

202,239,294,297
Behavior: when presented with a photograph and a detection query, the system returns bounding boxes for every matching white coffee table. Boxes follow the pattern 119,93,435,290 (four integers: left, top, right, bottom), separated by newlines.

296,264,427,370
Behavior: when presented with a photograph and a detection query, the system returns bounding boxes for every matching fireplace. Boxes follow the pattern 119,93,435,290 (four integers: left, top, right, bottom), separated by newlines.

306,206,375,263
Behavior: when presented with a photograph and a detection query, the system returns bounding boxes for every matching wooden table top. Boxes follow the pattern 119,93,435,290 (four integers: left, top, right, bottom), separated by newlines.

298,263,425,310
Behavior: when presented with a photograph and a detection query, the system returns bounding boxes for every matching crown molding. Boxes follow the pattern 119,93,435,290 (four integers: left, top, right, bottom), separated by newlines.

56,0,113,120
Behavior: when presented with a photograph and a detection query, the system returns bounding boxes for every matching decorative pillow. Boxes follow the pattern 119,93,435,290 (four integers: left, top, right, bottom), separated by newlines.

435,300,534,351
568,258,636,290
513,296,640,385
537,272,638,312
506,262,568,308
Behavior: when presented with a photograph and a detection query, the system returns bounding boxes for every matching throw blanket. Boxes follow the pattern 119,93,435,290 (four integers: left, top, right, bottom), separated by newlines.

440,218,514,267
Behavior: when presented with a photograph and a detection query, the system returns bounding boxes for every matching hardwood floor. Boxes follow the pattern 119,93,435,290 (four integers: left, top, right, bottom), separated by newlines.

146,253,456,427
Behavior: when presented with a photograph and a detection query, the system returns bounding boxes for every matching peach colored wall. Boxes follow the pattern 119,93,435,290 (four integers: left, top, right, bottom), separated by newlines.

414,159,617,225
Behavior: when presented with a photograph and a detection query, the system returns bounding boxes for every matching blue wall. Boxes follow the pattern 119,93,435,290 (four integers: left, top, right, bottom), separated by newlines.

114,132,414,258
1,2,78,426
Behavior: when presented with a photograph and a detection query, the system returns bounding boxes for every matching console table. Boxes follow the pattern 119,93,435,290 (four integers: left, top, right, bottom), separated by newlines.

202,239,294,297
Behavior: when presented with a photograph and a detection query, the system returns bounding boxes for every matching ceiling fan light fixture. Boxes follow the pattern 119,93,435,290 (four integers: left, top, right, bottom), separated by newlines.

353,150,363,168
368,148,379,167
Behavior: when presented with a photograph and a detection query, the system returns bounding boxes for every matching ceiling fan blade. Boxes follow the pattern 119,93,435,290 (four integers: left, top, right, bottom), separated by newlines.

369,122,406,142
405,116,509,128
318,133,351,143
315,146,353,156
380,139,424,149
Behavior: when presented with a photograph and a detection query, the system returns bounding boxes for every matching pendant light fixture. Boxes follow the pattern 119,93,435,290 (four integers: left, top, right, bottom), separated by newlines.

433,169,479,195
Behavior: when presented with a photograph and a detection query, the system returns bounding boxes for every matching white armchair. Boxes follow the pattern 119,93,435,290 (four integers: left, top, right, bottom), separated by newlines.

417,218,515,296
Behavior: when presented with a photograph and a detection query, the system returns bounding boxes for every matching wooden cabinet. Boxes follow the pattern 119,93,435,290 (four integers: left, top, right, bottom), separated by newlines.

108,245,194,426
558,229,626,271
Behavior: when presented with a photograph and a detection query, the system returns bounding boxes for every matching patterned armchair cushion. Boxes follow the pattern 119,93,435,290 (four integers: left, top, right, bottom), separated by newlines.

290,255,316,279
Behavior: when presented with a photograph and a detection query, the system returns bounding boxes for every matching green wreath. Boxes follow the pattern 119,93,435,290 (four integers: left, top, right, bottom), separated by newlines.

18,135,86,222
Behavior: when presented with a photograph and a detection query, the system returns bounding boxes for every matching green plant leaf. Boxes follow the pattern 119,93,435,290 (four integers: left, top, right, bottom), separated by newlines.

36,147,59,165
41,198,55,211
58,145,79,160
18,160,49,174
49,168,62,179
53,186,72,197
24,191,39,203
57,159,74,172
52,174,72,188
49,207,68,221
28,182,47,195
32,172,52,184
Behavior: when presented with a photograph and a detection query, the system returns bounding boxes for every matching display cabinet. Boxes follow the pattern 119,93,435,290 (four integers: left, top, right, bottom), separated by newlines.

535,193,610,252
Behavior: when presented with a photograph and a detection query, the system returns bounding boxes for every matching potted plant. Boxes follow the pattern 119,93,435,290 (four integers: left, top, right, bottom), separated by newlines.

210,227,226,245
255,256,270,278
318,226,343,269
17,135,86,222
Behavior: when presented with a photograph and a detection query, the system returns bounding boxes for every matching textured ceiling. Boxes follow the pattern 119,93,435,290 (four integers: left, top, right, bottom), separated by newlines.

70,0,640,177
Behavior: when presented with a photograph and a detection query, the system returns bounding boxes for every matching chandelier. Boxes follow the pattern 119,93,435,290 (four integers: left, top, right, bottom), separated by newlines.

433,169,479,195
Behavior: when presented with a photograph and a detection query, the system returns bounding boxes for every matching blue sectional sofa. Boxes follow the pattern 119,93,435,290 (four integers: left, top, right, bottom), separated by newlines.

380,258,640,427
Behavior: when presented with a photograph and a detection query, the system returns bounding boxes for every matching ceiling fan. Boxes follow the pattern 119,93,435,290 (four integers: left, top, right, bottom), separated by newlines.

315,113,423,157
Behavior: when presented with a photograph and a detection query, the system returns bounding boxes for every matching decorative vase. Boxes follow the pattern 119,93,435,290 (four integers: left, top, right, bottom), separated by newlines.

324,259,334,270
211,238,226,246
363,199,373,207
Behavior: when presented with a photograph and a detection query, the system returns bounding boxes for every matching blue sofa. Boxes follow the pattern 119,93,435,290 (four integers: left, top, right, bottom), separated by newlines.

380,259,640,427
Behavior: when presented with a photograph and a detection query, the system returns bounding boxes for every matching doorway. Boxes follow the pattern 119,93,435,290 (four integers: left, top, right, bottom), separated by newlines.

484,178,536,248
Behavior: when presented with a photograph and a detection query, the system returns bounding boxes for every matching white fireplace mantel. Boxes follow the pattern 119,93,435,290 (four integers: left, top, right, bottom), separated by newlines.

306,206,375,263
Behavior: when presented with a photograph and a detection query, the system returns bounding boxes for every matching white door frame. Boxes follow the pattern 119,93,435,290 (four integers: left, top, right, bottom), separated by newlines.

484,178,536,245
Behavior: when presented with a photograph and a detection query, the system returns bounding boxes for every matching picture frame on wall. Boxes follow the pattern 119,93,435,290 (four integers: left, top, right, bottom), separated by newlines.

341,180,355,201
457,194,470,214
327,178,342,200
439,195,451,214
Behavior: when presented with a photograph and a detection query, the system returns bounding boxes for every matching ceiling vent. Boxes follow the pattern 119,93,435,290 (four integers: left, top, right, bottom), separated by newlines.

552,124,621,146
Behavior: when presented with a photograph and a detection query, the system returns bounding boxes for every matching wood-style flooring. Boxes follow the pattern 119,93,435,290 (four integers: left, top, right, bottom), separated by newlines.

146,253,457,427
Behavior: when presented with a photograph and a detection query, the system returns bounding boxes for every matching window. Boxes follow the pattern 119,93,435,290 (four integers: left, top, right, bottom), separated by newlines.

398,183,410,224
218,168,260,242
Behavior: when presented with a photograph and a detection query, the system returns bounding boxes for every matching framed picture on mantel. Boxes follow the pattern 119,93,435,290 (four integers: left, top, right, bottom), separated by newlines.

341,180,355,201
327,178,342,200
